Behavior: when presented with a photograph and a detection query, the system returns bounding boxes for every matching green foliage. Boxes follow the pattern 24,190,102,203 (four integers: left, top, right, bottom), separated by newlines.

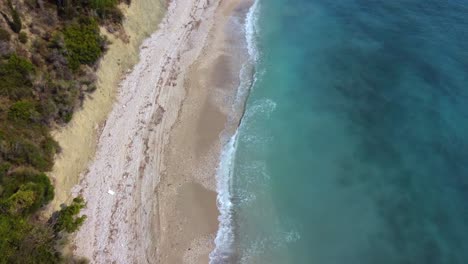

18,32,27,44
8,100,39,122
56,0,123,23
0,215,60,264
90,0,119,9
0,215,31,263
0,28,10,42
0,167,60,262
0,54,35,100
63,19,104,70
97,6,123,24
1,138,53,171
0,169,54,214
0,191,86,263
12,225,59,264
89,0,123,23
5,187,36,215
54,196,87,233
11,10,22,34
5,0,22,33
45,80,80,123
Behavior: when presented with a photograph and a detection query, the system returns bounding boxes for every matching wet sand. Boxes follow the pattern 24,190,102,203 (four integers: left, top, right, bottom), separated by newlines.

156,0,252,262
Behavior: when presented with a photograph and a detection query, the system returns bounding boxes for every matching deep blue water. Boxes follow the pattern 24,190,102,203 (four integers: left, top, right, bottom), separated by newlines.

230,0,468,263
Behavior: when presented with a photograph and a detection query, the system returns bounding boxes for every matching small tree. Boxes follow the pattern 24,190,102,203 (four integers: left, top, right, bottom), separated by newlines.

62,18,104,70
54,196,87,233
3,0,22,33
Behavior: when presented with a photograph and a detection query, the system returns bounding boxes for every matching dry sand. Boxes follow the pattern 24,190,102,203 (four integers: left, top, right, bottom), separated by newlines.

49,0,166,211
70,0,252,263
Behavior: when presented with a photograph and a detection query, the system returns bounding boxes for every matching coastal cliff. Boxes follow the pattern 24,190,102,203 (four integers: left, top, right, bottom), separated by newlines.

0,0,163,262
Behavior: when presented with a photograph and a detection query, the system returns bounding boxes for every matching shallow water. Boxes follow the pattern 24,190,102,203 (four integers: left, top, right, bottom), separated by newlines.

226,0,468,263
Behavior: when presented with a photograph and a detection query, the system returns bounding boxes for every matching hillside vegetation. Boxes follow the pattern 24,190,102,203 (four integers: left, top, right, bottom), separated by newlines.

0,0,128,262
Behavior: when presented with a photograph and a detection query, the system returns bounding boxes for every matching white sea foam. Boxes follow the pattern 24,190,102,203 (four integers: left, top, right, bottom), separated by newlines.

230,0,262,123
209,1,261,263
246,0,261,62
210,131,238,263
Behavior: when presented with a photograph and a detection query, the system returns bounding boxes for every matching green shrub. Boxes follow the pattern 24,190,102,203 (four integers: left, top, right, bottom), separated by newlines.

18,32,27,44
45,80,80,123
97,6,124,24
1,135,55,171
42,136,60,160
10,10,22,34
0,169,54,210
5,0,22,33
63,19,104,70
90,0,118,10
54,196,87,233
0,216,60,263
10,12,22,33
13,225,59,264
5,187,36,215
0,28,11,42
63,111,73,123
38,98,59,122
0,215,31,262
8,100,39,122
0,54,35,100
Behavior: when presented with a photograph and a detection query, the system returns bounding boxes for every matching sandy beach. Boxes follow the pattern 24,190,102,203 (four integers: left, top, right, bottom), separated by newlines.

69,0,252,262
156,0,252,262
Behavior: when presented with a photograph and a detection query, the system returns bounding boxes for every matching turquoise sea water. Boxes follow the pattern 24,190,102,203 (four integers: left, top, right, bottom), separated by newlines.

211,1,468,263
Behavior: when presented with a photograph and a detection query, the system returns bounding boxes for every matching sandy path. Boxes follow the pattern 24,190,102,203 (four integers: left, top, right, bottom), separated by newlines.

49,0,165,212
72,0,222,262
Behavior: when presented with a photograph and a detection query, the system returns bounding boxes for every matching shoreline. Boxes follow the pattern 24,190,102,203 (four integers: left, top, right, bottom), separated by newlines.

48,0,166,212
157,0,253,262
69,0,252,262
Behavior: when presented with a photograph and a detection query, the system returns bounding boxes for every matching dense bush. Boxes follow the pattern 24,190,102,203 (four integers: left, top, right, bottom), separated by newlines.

0,167,86,263
0,215,33,262
8,100,39,122
90,0,119,10
0,54,35,100
54,196,87,233
97,6,124,24
0,168,54,213
0,167,90,263
56,0,124,24
63,18,104,70
90,0,123,23
0,130,56,171
0,215,60,263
